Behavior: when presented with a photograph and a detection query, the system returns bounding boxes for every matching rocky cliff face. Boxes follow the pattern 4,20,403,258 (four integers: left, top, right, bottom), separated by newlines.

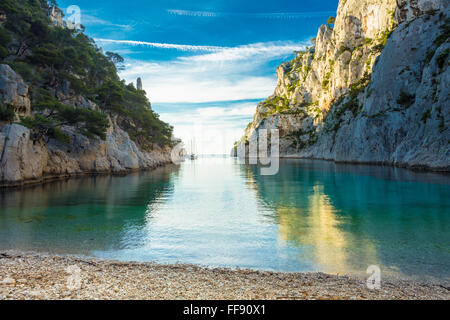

48,7,65,28
0,65,172,187
241,0,449,171
0,65,30,119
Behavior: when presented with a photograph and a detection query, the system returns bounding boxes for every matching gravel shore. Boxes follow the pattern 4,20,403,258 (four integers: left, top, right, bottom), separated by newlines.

0,251,448,300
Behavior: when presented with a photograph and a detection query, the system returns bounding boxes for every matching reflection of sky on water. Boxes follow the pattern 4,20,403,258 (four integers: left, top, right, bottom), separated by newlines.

0,158,448,281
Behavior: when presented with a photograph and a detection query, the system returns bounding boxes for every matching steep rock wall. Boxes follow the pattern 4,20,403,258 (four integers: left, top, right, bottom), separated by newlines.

0,66,172,187
0,65,30,119
241,0,449,171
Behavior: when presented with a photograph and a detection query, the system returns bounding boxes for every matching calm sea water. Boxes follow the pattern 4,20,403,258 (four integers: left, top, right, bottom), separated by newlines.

0,157,449,281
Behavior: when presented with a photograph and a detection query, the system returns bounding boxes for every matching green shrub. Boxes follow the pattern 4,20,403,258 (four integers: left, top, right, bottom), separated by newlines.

421,109,432,124
425,48,435,64
349,72,371,98
397,91,416,108
26,93,109,142
0,45,8,59
436,49,449,69
60,72,90,96
380,29,393,46
330,74,371,120
322,78,330,90
287,129,318,150
0,0,173,148
7,61,35,82
327,16,336,25
0,27,11,46
425,19,450,65
433,18,450,48
334,96,360,118
0,103,15,121
20,114,69,143
261,95,292,118
438,117,445,132
338,46,351,56
371,44,385,53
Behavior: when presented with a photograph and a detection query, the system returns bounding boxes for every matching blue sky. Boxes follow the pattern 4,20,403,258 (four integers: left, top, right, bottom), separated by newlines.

57,0,339,154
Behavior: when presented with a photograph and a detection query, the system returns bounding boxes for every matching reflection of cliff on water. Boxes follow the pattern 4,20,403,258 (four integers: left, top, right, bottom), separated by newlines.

0,165,180,254
243,160,450,279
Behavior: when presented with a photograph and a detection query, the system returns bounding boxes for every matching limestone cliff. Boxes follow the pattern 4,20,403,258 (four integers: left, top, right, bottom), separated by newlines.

241,0,449,171
0,65,30,119
0,1,175,187
0,65,172,187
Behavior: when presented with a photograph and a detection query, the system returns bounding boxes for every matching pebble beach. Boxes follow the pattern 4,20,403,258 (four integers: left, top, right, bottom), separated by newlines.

0,251,448,300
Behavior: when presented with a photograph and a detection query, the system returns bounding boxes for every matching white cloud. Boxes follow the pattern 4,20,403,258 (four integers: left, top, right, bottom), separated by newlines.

183,41,307,62
96,39,308,152
95,39,307,60
160,103,256,124
95,39,223,52
71,12,134,30
110,40,306,102
167,9,336,20
158,103,256,154
167,9,220,17
119,59,275,103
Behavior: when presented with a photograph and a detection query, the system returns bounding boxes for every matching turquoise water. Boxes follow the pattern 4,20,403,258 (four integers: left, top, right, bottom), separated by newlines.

0,157,449,281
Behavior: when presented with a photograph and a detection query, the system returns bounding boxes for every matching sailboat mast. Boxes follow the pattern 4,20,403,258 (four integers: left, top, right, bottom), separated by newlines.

194,137,196,155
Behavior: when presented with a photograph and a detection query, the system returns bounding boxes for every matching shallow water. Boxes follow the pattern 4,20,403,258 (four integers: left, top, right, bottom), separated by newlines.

0,157,449,281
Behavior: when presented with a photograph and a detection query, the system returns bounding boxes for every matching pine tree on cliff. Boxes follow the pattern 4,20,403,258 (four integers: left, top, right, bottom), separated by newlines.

0,0,173,149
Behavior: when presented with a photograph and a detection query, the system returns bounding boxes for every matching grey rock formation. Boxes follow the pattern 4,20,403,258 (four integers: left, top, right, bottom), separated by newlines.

48,7,65,28
396,0,448,23
0,120,172,187
0,124,47,183
241,0,449,171
0,64,30,119
136,77,151,109
0,65,172,187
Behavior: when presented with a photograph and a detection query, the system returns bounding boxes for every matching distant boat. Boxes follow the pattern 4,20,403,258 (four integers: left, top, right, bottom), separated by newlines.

189,138,198,160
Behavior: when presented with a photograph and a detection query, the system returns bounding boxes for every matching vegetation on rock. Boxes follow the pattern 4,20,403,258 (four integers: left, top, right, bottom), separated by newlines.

0,0,173,148
0,103,15,122
396,90,416,109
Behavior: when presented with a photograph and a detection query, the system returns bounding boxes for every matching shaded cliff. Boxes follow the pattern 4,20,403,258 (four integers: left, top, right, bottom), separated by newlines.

240,0,449,171
0,1,175,187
